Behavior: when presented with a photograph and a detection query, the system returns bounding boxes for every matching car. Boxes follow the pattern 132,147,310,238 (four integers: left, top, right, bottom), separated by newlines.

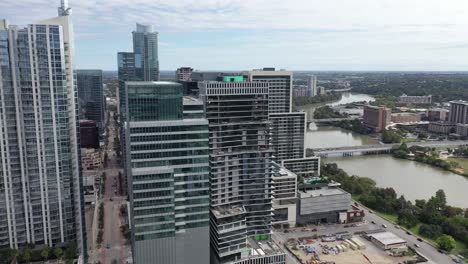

311,228,317,232
394,225,400,229
414,243,420,248
417,238,423,242
406,231,412,235
382,224,387,228
343,225,350,228
368,210,373,214
110,197,113,201
284,229,289,233
438,249,444,254
371,221,376,224
106,244,111,249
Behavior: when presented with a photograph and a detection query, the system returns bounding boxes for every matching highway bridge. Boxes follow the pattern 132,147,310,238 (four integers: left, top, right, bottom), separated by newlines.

310,140,468,158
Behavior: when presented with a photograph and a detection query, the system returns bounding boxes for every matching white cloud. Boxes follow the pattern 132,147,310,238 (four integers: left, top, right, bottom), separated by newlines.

2,0,468,70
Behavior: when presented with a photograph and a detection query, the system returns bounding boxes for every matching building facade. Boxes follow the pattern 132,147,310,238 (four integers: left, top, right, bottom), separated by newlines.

0,11,86,259
198,81,273,264
297,184,351,225
176,67,193,81
428,121,455,135
390,113,421,123
449,100,468,124
269,112,306,162
125,82,210,264
281,157,321,178
363,105,391,132
427,108,449,121
271,162,297,228
76,69,105,134
308,75,317,97
456,123,468,137
398,94,432,104
247,68,292,114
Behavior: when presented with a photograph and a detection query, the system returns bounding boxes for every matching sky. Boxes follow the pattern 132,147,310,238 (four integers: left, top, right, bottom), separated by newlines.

1,0,468,71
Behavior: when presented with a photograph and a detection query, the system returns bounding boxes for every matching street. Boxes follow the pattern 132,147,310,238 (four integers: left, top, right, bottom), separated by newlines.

88,112,132,264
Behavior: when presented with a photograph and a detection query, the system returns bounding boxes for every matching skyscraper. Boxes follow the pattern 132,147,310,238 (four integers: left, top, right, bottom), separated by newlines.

269,112,306,161
199,80,274,263
247,68,293,114
77,69,105,134
308,75,318,97
0,2,86,261
124,82,210,264
449,100,468,124
132,23,159,82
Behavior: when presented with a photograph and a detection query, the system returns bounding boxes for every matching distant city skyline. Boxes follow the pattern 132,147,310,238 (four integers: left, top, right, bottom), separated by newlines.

2,0,468,71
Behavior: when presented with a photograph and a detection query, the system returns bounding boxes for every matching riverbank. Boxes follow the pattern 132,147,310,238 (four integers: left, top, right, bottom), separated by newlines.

391,144,468,178
322,163,468,257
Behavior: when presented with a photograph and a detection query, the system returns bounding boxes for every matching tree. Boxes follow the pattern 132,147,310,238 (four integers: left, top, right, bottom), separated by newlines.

437,234,456,252
419,224,443,239
64,241,77,260
398,208,419,228
21,247,32,263
40,246,50,260
381,130,402,144
435,189,447,210
53,247,63,259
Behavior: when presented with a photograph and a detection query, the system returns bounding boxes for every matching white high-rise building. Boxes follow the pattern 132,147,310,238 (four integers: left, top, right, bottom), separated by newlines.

0,2,86,262
308,75,318,97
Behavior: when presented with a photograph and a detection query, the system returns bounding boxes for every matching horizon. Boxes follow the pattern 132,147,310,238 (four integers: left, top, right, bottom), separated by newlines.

2,0,468,71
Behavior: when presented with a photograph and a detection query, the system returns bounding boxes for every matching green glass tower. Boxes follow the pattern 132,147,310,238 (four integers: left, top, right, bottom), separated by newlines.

125,82,210,264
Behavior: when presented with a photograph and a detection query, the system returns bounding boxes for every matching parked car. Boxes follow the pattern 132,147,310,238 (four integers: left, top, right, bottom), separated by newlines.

414,243,420,248
406,231,412,235
394,225,400,229
371,221,376,224
368,210,373,214
417,238,423,242
382,224,388,228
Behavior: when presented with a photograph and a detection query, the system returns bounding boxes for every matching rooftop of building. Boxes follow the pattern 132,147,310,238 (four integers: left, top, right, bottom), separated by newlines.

125,81,180,86
391,112,421,116
183,96,202,105
450,100,468,105
298,185,347,198
400,94,431,97
246,237,284,256
368,232,406,246
212,205,246,219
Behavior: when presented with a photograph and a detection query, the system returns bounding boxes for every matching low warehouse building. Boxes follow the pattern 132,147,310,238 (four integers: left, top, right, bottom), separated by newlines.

368,232,407,250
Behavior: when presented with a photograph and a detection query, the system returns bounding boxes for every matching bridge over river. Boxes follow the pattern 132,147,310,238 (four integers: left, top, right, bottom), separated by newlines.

310,140,468,158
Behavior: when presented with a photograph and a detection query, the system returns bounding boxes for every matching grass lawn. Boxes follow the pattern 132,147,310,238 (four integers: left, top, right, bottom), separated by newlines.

449,157,468,174
375,211,398,223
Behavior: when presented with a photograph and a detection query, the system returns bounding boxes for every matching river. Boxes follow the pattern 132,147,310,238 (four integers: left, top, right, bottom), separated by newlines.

300,92,468,208
330,156,468,208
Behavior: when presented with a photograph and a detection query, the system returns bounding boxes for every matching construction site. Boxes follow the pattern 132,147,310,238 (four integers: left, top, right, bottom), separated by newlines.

285,233,419,264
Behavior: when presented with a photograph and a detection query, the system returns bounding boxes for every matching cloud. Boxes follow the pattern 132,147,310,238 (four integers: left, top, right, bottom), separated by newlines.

2,0,468,70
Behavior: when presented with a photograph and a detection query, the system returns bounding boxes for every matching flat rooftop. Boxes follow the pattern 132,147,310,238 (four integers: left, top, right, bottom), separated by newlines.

183,96,202,105
212,206,245,218
299,187,346,198
369,232,406,246
247,238,283,256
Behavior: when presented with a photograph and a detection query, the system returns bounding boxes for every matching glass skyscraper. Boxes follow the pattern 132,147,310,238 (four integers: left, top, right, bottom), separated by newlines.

0,7,86,261
125,82,210,264
77,69,105,134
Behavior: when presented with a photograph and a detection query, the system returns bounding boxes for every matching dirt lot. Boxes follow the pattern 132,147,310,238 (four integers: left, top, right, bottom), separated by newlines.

288,236,415,264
